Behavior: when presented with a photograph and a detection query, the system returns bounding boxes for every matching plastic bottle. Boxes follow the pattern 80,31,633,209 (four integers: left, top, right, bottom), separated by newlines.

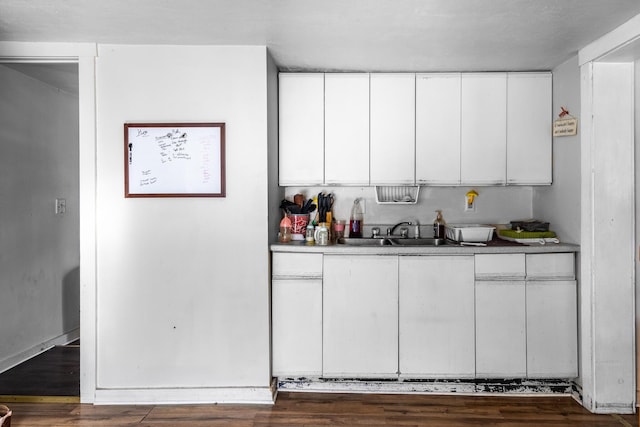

305,224,315,244
433,210,446,239
349,198,363,238
314,223,329,246
279,215,292,243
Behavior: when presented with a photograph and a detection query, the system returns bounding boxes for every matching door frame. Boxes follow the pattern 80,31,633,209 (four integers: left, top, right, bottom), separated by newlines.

578,17,639,413
0,42,98,403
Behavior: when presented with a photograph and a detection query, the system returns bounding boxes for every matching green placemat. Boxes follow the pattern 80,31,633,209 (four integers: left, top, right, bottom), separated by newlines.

499,229,556,239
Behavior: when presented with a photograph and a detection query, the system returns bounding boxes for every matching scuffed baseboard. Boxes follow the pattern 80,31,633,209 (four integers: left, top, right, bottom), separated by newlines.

277,376,574,396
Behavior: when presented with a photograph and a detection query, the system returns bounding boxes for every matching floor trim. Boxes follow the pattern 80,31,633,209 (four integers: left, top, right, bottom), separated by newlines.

0,395,80,403
278,377,575,396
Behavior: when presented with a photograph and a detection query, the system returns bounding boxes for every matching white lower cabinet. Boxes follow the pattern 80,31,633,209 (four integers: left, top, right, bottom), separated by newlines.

526,253,577,378
323,255,399,378
526,280,577,378
474,252,577,379
272,253,323,376
272,278,323,376
399,256,475,378
271,250,578,382
475,280,527,378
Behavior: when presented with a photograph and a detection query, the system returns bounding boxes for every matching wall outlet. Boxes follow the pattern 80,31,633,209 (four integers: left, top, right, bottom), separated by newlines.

55,198,66,215
464,196,476,212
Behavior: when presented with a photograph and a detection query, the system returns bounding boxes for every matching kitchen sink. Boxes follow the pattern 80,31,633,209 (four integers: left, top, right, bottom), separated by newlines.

337,237,391,246
388,238,448,246
337,237,448,246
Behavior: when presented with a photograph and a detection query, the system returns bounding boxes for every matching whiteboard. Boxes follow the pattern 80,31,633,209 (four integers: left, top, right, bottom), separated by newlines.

124,123,225,197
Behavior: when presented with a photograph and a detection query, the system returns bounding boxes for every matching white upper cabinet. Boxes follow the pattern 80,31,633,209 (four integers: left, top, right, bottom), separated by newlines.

461,73,507,185
324,73,370,185
370,73,416,185
507,72,552,185
416,73,462,185
278,73,324,185
278,72,551,186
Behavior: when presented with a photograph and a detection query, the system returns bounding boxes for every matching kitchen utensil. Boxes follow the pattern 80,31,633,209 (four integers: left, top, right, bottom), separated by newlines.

300,199,316,214
279,198,303,214
318,192,327,222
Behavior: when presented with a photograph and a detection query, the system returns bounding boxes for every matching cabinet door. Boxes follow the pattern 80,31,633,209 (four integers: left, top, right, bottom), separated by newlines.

278,73,324,185
325,73,370,185
272,279,323,376
399,256,475,378
370,73,416,185
461,73,507,185
475,280,526,378
323,255,398,378
526,280,578,378
415,73,461,185
507,73,552,185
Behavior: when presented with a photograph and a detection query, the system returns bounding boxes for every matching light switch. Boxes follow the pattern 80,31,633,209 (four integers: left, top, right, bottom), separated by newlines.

55,198,66,215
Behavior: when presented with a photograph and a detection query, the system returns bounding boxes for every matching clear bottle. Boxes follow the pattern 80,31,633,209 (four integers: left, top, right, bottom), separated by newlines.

349,198,363,238
279,215,292,243
314,223,329,246
305,224,315,244
433,210,446,239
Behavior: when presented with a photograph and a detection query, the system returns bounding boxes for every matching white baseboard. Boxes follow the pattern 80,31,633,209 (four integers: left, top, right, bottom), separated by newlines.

93,385,276,405
0,328,80,373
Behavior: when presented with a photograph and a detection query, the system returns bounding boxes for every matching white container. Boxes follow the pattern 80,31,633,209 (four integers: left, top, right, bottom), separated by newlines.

446,224,495,242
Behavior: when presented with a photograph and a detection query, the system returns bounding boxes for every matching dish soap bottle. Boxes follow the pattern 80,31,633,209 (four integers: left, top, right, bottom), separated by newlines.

433,210,446,239
349,198,363,238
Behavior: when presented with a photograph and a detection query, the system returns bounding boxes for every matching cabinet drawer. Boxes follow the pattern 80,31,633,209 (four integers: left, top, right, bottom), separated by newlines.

526,253,575,280
272,253,323,278
475,254,525,280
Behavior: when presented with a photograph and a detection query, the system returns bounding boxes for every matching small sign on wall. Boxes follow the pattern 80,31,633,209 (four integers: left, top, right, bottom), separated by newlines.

553,107,578,137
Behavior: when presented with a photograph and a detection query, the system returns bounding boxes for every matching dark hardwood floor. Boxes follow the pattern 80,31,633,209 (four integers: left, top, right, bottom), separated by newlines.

3,392,639,426
0,341,79,401
0,345,636,425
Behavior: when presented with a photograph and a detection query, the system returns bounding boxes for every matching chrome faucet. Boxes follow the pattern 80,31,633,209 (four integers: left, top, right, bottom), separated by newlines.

387,221,412,237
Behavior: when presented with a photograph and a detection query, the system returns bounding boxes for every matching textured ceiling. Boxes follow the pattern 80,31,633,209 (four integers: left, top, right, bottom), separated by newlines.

1,0,640,91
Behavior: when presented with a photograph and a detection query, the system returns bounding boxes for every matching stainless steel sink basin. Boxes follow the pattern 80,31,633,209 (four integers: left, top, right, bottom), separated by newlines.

337,237,448,246
337,237,391,246
388,238,448,246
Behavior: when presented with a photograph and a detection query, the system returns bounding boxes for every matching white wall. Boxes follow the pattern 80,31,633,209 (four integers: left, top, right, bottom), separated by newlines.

0,64,80,371
284,185,533,234
534,55,581,245
94,45,273,401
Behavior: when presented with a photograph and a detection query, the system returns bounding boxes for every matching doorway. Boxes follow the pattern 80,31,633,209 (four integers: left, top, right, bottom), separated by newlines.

0,62,80,400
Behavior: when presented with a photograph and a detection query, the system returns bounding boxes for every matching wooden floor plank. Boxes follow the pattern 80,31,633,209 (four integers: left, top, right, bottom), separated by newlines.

0,345,79,397
3,392,637,426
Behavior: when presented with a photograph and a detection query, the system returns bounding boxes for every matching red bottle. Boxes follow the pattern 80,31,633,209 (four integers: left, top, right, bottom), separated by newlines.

349,199,363,238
